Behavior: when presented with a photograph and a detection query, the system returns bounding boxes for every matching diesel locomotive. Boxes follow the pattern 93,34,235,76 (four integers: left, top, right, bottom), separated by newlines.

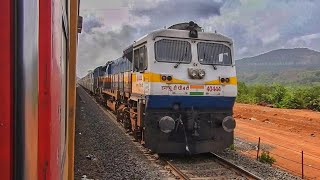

79,21,237,154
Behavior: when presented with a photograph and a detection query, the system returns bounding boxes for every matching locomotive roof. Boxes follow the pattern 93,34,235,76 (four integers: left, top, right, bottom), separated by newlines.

102,28,233,73
94,66,103,71
133,29,233,47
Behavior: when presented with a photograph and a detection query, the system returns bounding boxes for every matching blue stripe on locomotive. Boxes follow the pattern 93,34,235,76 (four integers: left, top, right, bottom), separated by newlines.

146,95,236,109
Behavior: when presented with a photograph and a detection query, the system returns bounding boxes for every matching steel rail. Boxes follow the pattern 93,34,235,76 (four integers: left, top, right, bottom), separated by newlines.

211,152,263,180
166,161,190,180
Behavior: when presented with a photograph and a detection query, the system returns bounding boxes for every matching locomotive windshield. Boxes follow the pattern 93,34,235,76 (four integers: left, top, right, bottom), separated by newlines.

197,42,232,65
154,39,192,63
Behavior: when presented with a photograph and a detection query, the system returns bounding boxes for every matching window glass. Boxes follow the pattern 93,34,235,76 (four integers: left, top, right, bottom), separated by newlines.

155,39,192,63
139,46,144,70
140,46,147,70
133,49,139,71
143,46,147,70
133,45,148,71
197,42,232,65
128,60,132,71
123,46,133,71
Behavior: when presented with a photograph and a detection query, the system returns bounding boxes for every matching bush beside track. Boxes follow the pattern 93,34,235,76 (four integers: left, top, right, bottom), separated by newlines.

237,82,320,111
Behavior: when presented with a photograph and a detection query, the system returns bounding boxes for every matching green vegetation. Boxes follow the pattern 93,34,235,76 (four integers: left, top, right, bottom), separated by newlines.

229,144,235,151
259,151,276,165
237,82,320,111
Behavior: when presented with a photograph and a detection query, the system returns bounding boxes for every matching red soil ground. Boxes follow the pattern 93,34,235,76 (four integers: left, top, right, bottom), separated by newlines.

234,103,320,179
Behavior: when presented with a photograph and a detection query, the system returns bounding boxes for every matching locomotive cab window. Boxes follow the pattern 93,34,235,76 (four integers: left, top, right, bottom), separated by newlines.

154,39,192,63
134,49,139,71
133,45,147,72
123,47,133,72
197,42,232,65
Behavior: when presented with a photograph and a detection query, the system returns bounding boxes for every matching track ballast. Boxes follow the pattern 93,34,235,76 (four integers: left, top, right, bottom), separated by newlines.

164,153,262,180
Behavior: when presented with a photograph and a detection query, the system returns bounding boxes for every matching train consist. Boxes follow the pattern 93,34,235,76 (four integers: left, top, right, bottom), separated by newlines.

79,22,237,154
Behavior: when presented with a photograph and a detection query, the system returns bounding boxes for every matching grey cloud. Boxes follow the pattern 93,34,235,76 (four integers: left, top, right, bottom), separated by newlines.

77,21,138,76
131,0,225,31
203,0,320,59
94,25,138,50
82,15,104,33
133,0,223,18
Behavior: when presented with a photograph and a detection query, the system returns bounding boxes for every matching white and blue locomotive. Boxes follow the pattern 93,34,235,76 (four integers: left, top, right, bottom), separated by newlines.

79,22,237,154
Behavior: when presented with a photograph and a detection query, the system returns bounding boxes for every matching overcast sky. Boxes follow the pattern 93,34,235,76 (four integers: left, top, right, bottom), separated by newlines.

77,0,320,77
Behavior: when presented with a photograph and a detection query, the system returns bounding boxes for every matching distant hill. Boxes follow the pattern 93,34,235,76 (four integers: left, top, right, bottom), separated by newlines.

236,48,320,85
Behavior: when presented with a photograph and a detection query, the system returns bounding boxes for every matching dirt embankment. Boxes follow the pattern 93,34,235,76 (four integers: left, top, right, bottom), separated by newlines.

234,103,320,179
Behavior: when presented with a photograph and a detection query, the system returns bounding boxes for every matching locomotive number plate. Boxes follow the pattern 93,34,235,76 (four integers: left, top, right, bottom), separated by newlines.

205,85,222,95
206,85,221,92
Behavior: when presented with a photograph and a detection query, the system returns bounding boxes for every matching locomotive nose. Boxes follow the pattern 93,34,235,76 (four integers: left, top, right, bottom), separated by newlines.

159,116,175,133
222,116,236,132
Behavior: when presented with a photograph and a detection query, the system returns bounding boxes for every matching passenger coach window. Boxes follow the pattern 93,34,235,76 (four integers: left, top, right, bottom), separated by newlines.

197,42,232,65
155,39,192,63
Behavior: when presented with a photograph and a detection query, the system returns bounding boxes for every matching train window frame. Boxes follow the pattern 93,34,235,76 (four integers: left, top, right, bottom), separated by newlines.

140,46,148,71
197,42,233,66
133,48,140,72
154,38,192,64
123,45,133,71
133,45,148,72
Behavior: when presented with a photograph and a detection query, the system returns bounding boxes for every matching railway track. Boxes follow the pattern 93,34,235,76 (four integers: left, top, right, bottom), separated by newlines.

164,153,262,180
85,89,262,180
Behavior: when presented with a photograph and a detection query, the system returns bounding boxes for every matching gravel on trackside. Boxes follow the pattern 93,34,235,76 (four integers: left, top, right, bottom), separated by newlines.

74,87,172,180
216,137,301,180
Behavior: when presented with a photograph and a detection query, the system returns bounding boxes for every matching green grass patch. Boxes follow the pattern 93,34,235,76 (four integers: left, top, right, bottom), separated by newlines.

236,82,320,111
259,151,276,165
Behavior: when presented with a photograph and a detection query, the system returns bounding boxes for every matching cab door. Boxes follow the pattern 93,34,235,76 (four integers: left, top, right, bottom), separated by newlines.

132,45,148,96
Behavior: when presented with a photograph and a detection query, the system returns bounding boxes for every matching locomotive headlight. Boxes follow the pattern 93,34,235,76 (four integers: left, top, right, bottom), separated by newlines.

159,116,175,133
222,116,236,132
188,68,199,79
191,69,198,78
198,69,206,79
